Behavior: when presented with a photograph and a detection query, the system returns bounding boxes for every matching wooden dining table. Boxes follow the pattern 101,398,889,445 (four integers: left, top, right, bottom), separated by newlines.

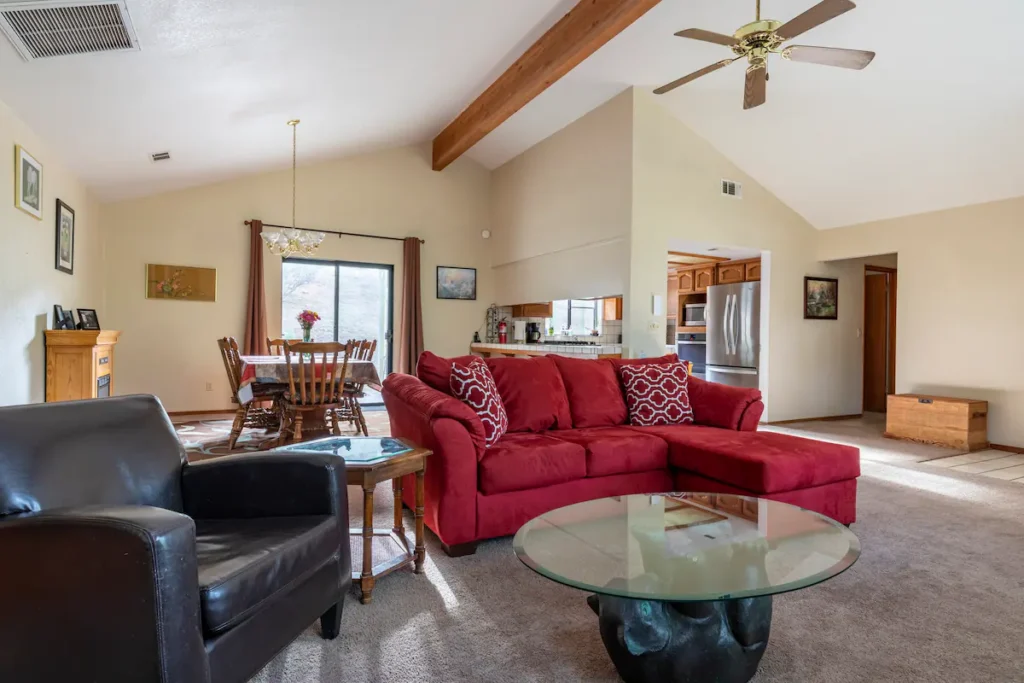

237,355,384,436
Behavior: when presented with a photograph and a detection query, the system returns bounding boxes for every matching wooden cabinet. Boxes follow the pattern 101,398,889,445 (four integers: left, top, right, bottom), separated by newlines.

666,276,679,318
745,261,761,281
511,302,553,318
694,266,716,293
716,262,745,285
44,330,121,402
884,394,988,451
603,296,623,321
678,270,695,294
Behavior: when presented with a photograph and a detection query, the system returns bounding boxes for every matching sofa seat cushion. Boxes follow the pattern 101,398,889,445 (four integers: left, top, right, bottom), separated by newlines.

485,357,573,433
550,355,628,427
479,432,586,495
195,515,338,635
635,425,860,493
549,427,669,477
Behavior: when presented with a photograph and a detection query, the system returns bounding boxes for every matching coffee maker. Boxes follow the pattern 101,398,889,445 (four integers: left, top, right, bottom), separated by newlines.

525,322,542,343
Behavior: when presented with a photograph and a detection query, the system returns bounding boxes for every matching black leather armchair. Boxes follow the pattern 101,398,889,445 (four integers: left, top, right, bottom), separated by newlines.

0,395,351,683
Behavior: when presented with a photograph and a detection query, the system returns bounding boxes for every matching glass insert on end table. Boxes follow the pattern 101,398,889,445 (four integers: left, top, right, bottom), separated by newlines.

513,493,860,683
276,436,431,605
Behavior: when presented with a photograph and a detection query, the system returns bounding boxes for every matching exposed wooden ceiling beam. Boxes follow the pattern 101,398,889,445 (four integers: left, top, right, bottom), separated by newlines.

431,0,662,171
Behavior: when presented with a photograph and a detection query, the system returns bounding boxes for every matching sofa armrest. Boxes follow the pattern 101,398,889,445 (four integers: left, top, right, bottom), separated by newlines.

0,505,209,683
382,373,481,546
688,376,764,431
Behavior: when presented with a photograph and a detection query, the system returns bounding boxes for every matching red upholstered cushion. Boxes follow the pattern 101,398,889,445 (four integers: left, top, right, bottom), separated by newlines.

550,356,627,427
416,351,476,395
687,375,763,431
608,353,680,370
484,357,572,433
637,424,861,493
478,433,586,495
618,363,694,427
549,427,668,477
450,360,508,448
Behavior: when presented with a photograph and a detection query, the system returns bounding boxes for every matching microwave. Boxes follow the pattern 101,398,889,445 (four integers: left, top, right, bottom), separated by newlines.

683,303,706,326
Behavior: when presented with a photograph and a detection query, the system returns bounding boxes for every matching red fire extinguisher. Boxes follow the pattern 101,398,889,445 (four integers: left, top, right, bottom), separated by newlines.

497,319,508,344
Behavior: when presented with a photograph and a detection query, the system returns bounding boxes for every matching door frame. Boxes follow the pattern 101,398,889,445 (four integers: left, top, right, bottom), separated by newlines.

863,265,897,410
282,257,396,377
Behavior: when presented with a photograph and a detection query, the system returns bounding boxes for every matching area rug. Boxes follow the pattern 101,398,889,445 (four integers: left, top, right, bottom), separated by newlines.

247,422,1024,683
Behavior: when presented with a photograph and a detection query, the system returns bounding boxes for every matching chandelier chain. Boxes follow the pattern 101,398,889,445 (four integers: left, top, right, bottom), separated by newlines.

756,0,760,21
290,120,298,230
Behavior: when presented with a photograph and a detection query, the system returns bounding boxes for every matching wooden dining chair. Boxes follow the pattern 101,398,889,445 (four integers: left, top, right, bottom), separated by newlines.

267,338,288,356
335,339,377,437
217,337,284,448
280,341,352,443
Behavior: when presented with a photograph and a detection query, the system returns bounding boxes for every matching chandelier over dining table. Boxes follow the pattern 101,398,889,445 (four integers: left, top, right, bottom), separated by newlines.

261,119,326,258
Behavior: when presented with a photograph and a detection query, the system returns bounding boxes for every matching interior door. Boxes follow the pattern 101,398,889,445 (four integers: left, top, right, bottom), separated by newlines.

863,272,889,412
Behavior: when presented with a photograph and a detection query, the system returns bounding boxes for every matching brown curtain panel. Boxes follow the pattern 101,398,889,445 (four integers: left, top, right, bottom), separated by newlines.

398,237,424,374
243,220,269,355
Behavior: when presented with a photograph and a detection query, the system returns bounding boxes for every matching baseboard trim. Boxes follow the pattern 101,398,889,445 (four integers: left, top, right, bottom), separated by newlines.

764,413,863,426
168,409,235,417
991,443,1024,454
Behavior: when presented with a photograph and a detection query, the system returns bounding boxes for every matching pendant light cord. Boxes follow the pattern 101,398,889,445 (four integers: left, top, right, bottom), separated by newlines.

756,0,760,21
288,119,299,230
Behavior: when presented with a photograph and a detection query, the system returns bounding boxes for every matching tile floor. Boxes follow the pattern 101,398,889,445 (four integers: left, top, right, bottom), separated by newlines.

924,449,1024,482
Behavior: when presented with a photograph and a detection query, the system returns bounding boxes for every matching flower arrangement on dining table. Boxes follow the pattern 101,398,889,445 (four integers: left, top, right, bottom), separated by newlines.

297,309,321,342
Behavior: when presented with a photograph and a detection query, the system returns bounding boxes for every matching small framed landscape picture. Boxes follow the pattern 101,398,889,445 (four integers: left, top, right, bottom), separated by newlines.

55,199,74,274
804,276,838,320
77,308,100,330
15,144,43,219
436,266,477,301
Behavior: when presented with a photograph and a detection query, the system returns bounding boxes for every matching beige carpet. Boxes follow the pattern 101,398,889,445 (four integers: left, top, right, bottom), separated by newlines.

232,416,1024,683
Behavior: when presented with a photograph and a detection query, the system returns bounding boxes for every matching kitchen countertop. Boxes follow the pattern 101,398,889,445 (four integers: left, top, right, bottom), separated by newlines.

470,342,622,358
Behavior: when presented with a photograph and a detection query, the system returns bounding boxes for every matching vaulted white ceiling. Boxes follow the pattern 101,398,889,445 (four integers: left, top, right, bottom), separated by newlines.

0,0,1022,229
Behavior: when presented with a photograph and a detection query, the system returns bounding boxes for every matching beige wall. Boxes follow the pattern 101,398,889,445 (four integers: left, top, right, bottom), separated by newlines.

819,197,1024,445
0,100,103,406
490,90,633,305
630,90,865,421
102,145,491,412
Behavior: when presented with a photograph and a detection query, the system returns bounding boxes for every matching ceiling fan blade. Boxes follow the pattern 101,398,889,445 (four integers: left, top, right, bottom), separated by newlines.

743,66,767,110
783,45,875,69
654,58,739,95
674,28,738,47
775,0,856,41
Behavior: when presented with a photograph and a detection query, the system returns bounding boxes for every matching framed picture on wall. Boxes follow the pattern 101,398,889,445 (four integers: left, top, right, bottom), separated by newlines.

55,199,75,274
15,144,43,219
436,266,477,301
804,276,838,320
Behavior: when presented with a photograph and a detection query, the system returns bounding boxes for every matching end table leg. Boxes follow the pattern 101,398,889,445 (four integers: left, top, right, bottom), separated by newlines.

393,476,405,537
414,467,426,574
360,483,375,604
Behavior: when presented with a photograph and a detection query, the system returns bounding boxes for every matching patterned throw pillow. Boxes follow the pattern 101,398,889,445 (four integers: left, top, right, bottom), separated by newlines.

450,359,508,447
618,362,694,427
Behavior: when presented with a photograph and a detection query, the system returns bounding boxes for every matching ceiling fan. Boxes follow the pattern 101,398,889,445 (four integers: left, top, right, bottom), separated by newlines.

654,0,875,109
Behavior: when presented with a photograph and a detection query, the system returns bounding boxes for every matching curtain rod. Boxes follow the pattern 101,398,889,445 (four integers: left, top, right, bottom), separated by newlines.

245,221,424,244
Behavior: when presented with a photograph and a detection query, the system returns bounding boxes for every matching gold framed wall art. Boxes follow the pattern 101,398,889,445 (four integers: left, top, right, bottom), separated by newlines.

146,264,217,302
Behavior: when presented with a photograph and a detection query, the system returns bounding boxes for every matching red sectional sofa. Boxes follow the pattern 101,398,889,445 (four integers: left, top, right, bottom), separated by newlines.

382,352,859,556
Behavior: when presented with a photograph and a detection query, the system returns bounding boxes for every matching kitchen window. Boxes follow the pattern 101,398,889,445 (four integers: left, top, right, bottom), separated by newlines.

547,299,602,336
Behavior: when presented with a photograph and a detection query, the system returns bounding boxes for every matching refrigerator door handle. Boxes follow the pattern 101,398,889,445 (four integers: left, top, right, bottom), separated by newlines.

706,365,758,375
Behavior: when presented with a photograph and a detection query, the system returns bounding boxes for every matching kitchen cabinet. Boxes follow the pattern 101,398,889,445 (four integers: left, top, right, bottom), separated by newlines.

716,262,745,285
667,276,678,318
694,266,716,293
678,270,695,294
745,261,761,281
603,296,623,321
511,302,553,318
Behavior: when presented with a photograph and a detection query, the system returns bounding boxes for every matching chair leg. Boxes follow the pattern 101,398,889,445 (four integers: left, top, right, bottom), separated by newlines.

228,407,246,449
293,413,304,442
320,601,344,640
355,401,369,436
331,408,342,436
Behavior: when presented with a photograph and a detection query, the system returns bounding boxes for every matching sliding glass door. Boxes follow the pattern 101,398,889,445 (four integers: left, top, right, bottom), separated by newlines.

281,258,393,403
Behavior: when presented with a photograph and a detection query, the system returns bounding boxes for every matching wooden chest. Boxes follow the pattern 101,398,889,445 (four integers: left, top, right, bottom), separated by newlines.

884,394,988,451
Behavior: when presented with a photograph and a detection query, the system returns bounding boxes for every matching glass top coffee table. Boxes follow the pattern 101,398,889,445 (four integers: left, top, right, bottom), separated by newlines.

513,493,859,683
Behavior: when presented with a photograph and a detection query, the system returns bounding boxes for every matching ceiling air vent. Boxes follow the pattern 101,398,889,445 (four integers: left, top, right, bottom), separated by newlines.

0,1,139,61
721,179,742,198
151,151,171,162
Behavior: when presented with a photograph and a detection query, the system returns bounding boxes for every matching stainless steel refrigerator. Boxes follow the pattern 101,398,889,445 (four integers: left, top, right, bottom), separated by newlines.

706,281,760,389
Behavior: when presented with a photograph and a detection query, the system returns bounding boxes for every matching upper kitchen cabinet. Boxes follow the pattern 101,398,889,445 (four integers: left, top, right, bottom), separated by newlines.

678,269,695,294
603,296,623,321
745,260,761,281
512,302,553,318
716,262,745,285
694,266,716,293
667,276,679,318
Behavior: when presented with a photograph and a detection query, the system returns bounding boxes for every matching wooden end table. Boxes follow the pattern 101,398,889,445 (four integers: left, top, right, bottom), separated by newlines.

273,435,431,604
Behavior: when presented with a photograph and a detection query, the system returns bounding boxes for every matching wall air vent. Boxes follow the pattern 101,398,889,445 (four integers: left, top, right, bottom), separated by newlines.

151,151,171,162
0,1,139,61
721,179,742,198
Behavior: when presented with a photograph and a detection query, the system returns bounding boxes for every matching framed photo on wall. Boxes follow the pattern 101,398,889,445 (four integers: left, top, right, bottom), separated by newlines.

804,276,838,320
436,266,477,301
55,199,75,274
14,144,43,219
